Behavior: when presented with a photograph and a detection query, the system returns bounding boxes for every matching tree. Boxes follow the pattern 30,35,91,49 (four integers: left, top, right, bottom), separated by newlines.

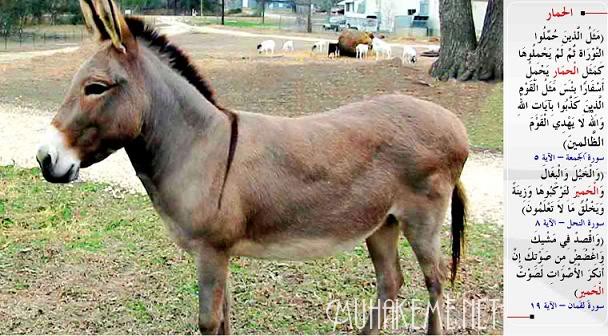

313,0,339,13
430,0,503,81
0,0,30,36
30,0,49,24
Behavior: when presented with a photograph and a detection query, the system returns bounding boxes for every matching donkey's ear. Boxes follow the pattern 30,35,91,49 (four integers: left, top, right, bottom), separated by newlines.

80,0,135,53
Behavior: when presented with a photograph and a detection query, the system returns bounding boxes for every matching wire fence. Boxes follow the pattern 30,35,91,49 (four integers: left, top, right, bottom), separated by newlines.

181,13,330,33
1,29,87,51
0,12,333,52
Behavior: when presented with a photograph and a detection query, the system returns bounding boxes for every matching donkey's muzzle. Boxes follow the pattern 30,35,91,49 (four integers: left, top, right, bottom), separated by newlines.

36,145,79,183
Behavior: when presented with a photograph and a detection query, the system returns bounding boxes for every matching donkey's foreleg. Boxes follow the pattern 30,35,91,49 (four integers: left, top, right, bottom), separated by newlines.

217,286,231,334
196,244,230,335
360,218,403,335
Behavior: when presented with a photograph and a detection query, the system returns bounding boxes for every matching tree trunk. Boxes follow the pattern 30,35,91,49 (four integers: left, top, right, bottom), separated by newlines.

431,0,503,81
430,0,477,80
459,0,503,81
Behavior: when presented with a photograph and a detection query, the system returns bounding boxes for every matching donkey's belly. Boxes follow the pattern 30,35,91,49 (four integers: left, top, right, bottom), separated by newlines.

229,226,381,260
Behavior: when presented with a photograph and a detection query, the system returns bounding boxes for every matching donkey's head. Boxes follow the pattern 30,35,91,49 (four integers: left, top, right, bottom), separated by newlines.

36,0,145,183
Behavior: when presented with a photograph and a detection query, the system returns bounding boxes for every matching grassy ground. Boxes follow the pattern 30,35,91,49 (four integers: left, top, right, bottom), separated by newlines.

187,16,282,30
223,20,279,29
0,165,503,334
22,24,86,34
464,83,503,151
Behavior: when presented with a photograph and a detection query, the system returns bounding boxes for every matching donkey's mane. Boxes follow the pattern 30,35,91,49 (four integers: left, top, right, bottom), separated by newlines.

124,17,220,109
124,17,237,209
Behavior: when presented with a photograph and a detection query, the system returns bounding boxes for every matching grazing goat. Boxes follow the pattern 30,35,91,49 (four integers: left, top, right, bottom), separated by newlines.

372,37,392,60
311,40,328,53
257,40,275,55
402,46,417,64
356,43,369,59
282,40,294,52
328,42,340,58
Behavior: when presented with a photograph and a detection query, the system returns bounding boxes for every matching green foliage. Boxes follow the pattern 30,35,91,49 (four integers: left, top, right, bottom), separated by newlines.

0,0,267,28
0,0,29,34
227,7,242,15
0,0,83,31
313,0,340,12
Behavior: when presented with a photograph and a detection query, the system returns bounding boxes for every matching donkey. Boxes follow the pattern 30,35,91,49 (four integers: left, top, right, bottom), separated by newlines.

36,0,469,334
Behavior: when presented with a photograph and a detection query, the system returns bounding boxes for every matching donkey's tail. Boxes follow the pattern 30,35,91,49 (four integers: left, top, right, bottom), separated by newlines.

450,180,467,285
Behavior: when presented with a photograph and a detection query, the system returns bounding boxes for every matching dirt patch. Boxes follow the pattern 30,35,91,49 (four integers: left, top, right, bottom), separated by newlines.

1,31,494,123
0,43,97,109
0,46,80,64
202,57,490,120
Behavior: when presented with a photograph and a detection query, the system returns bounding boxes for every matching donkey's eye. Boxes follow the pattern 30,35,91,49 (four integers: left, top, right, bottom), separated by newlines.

84,83,110,96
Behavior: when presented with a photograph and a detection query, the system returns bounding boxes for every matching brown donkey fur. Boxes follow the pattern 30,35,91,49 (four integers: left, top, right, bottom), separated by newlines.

36,1,469,334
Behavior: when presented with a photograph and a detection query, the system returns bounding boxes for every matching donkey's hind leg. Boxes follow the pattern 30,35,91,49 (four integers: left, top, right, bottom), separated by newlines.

400,197,450,335
361,215,404,335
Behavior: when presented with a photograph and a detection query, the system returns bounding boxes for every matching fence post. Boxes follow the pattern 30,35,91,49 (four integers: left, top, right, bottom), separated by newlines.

43,32,46,44
33,32,36,47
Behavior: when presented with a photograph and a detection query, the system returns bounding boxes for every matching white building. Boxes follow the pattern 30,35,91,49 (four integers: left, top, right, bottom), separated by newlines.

337,0,488,36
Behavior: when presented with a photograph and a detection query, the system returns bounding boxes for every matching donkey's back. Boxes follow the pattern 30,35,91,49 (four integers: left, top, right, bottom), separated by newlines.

237,94,468,182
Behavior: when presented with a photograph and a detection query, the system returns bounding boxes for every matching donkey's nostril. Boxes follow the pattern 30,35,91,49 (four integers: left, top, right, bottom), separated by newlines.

37,146,49,164
36,145,57,166
36,147,46,162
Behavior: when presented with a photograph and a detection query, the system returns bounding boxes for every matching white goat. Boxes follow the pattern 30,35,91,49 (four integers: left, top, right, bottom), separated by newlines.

355,43,369,59
427,45,440,53
402,46,417,64
282,40,294,52
257,40,275,56
372,37,392,60
311,40,328,53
